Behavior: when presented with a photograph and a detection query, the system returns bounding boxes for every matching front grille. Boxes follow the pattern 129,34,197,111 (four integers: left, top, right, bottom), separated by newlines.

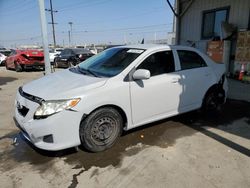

19,87,44,104
17,104,29,117
13,117,31,142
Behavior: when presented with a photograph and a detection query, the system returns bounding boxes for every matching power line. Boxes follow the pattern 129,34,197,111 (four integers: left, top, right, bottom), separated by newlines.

64,23,172,34
58,0,113,12
0,32,53,42
0,3,37,17
0,35,42,42
71,7,166,26
0,0,33,13
71,29,170,36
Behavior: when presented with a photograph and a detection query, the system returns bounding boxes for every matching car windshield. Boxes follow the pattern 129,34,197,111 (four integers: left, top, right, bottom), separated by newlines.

78,47,144,77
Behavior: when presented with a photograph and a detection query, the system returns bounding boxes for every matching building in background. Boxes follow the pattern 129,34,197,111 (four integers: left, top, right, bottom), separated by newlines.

174,0,250,77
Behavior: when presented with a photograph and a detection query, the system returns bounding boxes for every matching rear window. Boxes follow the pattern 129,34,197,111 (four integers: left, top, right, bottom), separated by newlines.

177,50,207,70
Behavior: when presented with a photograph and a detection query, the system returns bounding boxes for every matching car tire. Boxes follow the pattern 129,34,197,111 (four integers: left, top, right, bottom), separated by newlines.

1,60,6,66
54,60,59,68
79,107,123,152
202,87,225,113
5,61,9,70
14,62,22,72
68,60,74,67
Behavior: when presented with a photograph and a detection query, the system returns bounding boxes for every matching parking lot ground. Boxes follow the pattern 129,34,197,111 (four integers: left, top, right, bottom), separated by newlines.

0,67,250,188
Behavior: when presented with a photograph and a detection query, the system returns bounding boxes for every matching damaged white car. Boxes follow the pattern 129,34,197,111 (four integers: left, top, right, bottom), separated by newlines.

14,44,227,152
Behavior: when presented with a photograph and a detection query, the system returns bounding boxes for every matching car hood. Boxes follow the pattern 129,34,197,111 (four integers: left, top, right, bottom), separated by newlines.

22,68,108,100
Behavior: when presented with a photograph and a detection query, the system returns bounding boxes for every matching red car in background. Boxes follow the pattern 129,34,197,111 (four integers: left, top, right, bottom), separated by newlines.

5,49,44,72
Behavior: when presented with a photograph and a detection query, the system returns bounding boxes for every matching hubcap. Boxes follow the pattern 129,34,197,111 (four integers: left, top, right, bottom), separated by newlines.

91,117,117,145
207,92,220,110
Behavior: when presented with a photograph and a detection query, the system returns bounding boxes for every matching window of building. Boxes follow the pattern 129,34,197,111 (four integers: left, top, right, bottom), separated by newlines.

177,50,207,70
137,50,175,76
201,7,230,39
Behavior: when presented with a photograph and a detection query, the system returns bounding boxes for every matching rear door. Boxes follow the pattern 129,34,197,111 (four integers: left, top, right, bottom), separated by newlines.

174,50,215,111
130,50,183,125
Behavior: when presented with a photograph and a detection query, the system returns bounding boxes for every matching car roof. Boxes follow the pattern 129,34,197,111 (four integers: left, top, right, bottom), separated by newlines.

63,48,92,53
113,44,198,52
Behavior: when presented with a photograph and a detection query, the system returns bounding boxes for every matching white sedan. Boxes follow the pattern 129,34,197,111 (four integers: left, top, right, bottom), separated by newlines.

49,48,63,63
0,53,6,65
14,44,227,152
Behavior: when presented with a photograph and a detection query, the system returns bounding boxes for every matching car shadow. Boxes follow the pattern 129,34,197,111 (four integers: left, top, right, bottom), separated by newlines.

0,76,17,86
172,99,250,157
1,99,249,173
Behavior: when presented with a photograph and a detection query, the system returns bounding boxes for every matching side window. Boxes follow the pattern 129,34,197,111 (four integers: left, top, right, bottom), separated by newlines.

66,49,72,55
137,50,175,76
9,50,15,56
177,50,207,70
62,49,71,55
70,50,75,55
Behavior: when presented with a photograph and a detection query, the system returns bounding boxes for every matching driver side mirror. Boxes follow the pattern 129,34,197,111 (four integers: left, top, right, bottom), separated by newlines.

133,69,150,80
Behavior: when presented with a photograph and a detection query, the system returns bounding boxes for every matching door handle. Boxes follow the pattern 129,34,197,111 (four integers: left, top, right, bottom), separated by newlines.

171,78,179,83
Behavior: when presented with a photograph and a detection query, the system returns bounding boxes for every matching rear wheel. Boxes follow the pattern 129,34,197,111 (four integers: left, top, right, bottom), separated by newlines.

202,87,225,113
14,62,23,72
79,107,123,152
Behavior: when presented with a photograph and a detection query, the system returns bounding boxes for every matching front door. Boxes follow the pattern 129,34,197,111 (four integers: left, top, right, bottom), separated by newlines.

130,50,183,125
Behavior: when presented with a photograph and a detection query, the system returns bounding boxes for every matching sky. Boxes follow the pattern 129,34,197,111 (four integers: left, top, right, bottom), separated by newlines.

0,0,175,48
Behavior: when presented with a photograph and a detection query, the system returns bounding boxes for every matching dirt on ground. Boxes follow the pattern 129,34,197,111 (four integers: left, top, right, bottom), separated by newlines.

0,67,250,188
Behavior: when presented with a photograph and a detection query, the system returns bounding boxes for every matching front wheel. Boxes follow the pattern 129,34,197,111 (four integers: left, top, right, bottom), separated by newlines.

79,107,123,152
1,60,6,66
68,60,74,67
5,61,9,70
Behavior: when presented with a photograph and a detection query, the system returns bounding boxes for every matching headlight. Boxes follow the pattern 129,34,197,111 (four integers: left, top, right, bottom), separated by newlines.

34,98,80,118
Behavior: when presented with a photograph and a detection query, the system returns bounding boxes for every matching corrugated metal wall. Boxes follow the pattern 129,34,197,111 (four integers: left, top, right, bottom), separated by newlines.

179,0,250,52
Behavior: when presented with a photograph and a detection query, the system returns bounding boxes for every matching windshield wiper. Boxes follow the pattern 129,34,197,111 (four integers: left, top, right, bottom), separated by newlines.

77,66,99,77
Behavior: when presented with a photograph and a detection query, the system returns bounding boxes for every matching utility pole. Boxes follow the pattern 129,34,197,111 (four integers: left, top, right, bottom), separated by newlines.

38,0,51,75
68,22,73,46
68,30,71,46
123,33,127,44
45,0,57,48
